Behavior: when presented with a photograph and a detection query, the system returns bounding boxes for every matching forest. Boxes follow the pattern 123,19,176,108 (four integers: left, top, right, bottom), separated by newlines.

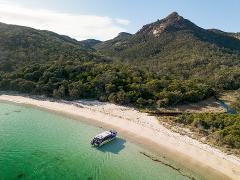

0,60,213,108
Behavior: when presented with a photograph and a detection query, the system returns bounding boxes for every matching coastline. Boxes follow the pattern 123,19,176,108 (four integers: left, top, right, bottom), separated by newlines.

0,94,240,179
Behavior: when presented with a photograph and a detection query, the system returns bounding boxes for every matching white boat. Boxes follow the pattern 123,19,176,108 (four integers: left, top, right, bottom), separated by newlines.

91,130,117,147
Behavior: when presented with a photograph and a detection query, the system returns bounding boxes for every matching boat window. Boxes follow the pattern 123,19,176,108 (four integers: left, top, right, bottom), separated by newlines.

102,135,111,141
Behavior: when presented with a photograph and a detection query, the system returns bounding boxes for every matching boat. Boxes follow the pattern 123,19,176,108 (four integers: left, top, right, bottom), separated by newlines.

91,130,117,147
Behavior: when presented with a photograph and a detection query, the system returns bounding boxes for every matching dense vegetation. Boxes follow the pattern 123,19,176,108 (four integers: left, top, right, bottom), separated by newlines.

80,39,102,48
95,13,240,91
0,22,102,69
0,60,213,107
0,20,218,108
176,113,240,151
0,14,239,107
210,29,240,40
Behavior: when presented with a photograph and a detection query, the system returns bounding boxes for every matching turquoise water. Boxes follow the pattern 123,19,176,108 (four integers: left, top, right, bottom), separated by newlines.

0,102,202,180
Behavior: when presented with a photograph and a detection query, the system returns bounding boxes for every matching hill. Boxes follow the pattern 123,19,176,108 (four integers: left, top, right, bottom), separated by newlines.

0,22,102,71
0,21,214,108
0,13,239,108
95,12,240,90
80,39,102,48
95,32,132,51
210,29,240,40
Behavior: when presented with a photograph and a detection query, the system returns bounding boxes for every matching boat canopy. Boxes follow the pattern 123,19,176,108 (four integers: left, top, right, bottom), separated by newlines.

94,131,112,140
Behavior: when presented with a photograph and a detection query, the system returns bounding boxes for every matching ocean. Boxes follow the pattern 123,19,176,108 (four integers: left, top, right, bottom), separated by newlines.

0,102,203,180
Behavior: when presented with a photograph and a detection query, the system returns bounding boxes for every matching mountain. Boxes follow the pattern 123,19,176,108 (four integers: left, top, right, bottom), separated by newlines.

0,19,215,106
136,12,199,35
0,12,239,98
94,12,240,90
95,32,132,51
81,39,102,48
96,12,240,54
0,22,101,71
209,29,240,40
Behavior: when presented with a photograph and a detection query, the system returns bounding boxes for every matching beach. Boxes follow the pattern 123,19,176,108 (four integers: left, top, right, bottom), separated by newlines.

0,94,240,179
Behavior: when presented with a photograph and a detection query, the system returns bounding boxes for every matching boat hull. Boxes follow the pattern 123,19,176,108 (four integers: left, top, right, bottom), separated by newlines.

98,136,116,147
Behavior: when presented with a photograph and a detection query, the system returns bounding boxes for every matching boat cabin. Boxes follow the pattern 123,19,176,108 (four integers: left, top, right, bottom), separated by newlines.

91,130,117,147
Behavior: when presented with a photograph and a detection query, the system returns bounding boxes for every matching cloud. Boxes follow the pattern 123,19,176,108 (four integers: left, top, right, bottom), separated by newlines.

0,1,130,40
115,18,131,26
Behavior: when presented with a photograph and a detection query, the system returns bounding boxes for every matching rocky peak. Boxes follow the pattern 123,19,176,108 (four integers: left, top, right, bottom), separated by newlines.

165,11,181,20
137,12,198,37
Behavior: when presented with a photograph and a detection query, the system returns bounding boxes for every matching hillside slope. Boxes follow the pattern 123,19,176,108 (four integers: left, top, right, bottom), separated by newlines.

95,12,240,90
0,21,214,107
0,22,101,71
80,39,102,48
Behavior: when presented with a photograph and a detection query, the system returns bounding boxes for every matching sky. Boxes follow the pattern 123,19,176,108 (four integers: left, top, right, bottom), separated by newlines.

0,0,239,41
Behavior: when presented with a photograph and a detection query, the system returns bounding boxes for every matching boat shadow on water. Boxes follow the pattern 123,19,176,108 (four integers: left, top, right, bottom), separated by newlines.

97,137,126,154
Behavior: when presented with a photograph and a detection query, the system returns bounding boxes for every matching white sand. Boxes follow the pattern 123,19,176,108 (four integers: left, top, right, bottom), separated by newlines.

0,94,240,179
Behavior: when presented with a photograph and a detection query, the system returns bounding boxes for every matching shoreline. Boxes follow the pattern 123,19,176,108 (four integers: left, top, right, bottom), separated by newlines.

0,94,240,179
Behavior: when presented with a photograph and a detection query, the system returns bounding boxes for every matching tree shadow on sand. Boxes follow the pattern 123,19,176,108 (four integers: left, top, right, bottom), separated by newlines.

97,137,126,154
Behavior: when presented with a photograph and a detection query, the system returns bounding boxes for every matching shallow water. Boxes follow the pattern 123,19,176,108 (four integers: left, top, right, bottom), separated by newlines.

0,102,203,180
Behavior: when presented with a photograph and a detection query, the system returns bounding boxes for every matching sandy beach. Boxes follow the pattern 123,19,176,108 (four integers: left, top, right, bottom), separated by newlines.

0,94,240,180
